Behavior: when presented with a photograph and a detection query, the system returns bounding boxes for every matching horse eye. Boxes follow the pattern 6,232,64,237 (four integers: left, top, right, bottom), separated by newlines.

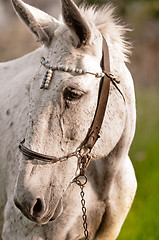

63,87,84,101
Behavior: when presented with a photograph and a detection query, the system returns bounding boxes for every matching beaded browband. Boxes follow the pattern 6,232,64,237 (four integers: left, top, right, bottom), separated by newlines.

40,57,105,89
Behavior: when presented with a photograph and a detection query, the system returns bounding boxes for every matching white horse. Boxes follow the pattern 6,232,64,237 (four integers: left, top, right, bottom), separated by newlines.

0,0,137,239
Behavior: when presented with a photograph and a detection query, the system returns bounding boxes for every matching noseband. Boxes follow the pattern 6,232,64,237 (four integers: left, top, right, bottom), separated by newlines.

19,37,124,169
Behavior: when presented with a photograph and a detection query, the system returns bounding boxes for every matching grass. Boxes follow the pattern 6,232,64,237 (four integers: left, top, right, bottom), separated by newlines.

118,85,159,240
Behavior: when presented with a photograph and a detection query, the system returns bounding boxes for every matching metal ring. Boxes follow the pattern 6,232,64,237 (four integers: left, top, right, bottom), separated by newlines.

74,175,87,187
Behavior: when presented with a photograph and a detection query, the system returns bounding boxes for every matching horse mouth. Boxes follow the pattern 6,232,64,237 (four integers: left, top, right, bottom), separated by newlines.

35,198,63,224
49,198,63,222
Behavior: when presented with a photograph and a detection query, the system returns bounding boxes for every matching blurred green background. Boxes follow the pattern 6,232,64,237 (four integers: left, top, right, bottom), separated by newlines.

0,0,159,239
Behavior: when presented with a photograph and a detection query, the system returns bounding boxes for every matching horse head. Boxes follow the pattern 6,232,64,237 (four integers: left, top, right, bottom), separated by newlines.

12,0,128,225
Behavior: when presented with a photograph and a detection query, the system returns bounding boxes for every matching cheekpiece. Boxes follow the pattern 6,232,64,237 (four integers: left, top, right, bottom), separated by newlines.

40,57,105,89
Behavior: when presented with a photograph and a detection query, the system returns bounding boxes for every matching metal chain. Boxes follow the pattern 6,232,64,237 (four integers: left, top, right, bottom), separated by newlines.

80,183,89,240
74,175,89,240
73,152,91,240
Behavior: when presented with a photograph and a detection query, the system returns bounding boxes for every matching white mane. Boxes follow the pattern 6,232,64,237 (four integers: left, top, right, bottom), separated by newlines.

79,4,131,62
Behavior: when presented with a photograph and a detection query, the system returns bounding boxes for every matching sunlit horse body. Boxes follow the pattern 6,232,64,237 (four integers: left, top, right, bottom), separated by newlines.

0,0,137,239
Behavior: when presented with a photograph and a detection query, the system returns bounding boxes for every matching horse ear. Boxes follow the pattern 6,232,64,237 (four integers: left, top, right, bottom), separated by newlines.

11,0,60,45
61,0,91,47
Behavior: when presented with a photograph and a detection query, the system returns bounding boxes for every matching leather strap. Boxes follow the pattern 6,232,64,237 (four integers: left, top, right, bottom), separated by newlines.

19,139,78,163
80,37,110,150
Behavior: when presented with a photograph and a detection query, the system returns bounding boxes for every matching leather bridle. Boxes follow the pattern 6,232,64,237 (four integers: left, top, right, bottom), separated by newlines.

18,36,125,240
19,37,123,169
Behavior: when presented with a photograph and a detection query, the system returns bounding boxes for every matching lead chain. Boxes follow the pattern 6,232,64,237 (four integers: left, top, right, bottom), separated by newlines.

80,184,89,240
74,154,90,240
74,176,89,240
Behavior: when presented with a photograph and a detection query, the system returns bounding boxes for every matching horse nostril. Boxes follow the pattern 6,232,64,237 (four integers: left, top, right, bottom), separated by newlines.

32,198,45,218
14,197,23,212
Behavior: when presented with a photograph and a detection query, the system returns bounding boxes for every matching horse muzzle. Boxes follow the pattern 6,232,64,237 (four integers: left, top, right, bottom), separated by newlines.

14,193,63,224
